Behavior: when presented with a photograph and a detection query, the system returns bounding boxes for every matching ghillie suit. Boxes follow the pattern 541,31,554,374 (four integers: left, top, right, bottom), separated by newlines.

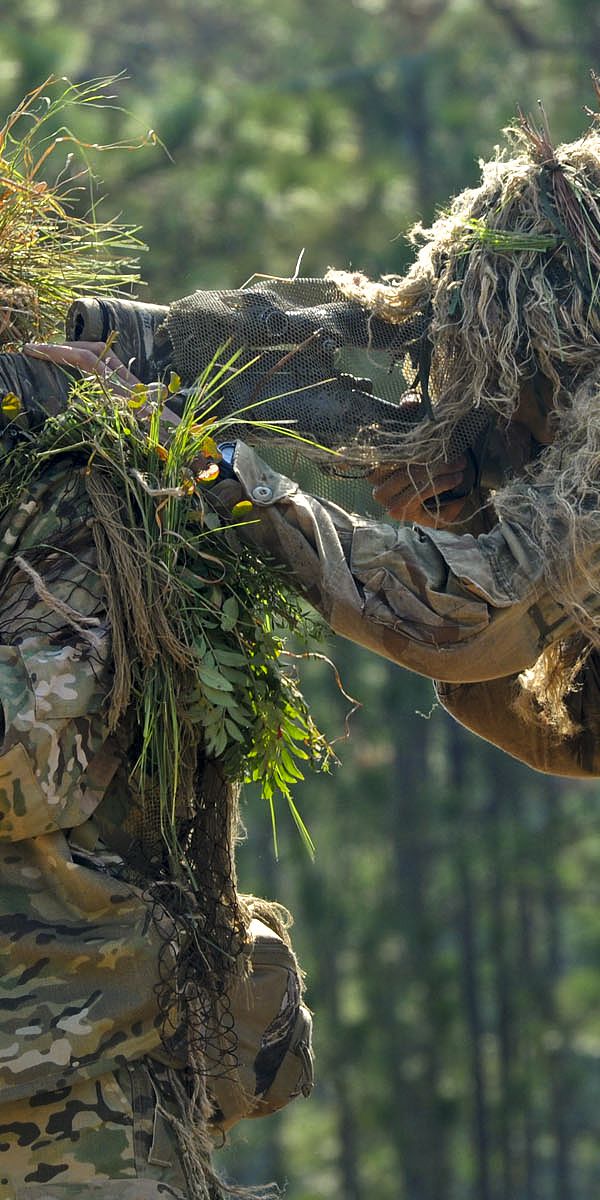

327,89,600,735
68,86,600,741
0,80,315,1200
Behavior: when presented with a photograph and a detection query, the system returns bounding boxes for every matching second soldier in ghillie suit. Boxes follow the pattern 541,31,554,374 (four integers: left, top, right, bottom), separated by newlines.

322,86,600,774
206,86,600,780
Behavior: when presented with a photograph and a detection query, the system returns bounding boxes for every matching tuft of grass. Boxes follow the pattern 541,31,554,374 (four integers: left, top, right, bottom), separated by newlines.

459,217,561,253
0,75,146,348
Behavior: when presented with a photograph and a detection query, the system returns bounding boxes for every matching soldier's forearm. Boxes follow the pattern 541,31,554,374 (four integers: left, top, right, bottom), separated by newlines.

230,442,574,684
0,352,73,431
437,673,600,777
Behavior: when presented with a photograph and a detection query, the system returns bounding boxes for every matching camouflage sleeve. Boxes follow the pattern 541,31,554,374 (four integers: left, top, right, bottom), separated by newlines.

436,661,600,777
0,463,115,841
0,352,73,433
229,442,584,684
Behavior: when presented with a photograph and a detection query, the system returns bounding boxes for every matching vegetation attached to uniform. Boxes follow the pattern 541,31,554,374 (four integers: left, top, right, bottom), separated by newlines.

0,357,333,856
0,78,330,1198
0,75,331,858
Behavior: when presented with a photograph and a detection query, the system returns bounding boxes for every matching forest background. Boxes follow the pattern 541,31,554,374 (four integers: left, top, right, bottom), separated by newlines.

0,1,599,1197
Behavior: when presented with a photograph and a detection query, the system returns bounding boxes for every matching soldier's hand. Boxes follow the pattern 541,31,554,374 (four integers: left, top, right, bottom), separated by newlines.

22,343,231,488
23,341,178,425
370,457,469,528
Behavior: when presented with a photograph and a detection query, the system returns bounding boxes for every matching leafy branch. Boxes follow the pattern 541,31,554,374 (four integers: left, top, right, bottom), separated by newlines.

0,351,334,860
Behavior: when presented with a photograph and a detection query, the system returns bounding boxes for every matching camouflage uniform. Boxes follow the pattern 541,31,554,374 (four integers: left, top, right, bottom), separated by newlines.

0,456,189,1197
0,371,317,1198
228,442,600,777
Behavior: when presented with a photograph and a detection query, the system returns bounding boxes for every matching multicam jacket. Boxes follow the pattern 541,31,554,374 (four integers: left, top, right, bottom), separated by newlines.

0,362,195,1193
0,458,173,1107
228,442,600,778
0,439,195,1195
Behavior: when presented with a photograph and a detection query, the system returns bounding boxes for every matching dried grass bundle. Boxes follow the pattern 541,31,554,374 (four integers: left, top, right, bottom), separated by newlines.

0,75,143,347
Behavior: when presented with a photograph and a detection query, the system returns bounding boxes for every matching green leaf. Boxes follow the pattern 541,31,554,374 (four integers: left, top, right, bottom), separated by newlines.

197,663,234,691
221,667,252,687
220,596,239,631
225,718,245,743
200,684,240,709
230,709,252,728
288,799,315,859
213,647,248,667
281,749,306,781
206,725,228,757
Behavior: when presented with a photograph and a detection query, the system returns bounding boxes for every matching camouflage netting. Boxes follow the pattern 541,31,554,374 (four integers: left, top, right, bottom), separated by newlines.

67,280,493,521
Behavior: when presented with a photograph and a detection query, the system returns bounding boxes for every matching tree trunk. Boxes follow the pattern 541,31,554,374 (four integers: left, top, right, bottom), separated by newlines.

512,789,539,1200
541,778,572,1200
448,722,491,1200
485,754,515,1200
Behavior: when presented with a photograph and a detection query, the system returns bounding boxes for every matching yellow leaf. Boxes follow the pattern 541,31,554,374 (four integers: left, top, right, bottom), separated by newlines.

167,371,182,394
199,435,222,460
195,462,220,483
128,383,148,409
1,392,21,415
231,500,254,518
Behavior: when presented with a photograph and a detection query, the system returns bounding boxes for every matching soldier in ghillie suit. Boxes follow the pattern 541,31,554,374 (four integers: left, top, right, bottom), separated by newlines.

188,92,600,779
0,81,315,1200
0,361,314,1200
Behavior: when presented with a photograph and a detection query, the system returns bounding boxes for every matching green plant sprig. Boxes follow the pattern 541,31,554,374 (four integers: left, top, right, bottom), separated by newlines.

459,217,561,253
0,351,334,857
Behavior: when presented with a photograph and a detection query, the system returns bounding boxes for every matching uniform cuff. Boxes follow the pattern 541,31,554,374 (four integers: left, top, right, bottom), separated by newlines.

232,442,299,505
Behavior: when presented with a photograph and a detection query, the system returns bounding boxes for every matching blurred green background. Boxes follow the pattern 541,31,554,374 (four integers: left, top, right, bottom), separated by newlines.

1,2,600,1197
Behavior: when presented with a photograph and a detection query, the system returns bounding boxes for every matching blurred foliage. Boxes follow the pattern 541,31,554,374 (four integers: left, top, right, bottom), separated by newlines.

1,0,599,294
1,1,600,1196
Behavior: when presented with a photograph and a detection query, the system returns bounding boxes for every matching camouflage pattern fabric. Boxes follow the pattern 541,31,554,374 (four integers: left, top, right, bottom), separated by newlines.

225,442,600,775
9,1187,184,1200
0,454,188,1189
436,669,600,777
0,1061,188,1198
228,441,571,682
0,463,113,844
8,1185,182,1195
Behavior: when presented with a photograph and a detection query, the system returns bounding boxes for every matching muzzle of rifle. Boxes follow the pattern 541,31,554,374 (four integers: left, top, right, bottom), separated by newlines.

66,298,170,383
